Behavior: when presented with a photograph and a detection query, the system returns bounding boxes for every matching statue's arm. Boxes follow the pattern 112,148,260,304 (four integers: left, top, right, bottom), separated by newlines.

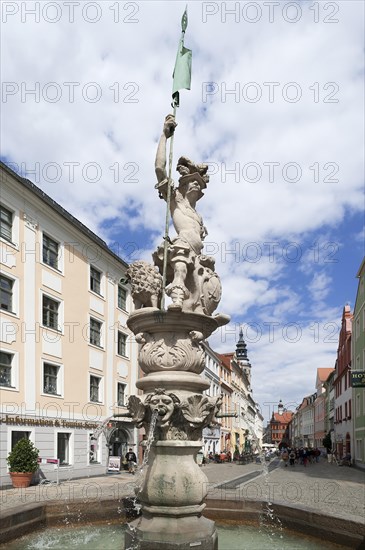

155,115,177,185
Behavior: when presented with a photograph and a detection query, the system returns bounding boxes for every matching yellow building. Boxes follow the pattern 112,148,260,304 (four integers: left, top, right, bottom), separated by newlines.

0,162,138,484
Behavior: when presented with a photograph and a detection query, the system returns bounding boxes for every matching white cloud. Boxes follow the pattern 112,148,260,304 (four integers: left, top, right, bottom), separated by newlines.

1,0,363,421
307,272,332,302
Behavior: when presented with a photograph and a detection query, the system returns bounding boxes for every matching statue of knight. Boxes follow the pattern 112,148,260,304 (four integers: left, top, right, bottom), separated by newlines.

153,114,222,315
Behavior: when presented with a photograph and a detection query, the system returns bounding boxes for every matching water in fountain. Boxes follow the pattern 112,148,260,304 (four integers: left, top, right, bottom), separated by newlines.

243,418,283,542
125,409,159,550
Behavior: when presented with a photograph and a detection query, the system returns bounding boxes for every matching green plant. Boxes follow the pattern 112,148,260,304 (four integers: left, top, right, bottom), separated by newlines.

322,432,332,451
7,438,39,473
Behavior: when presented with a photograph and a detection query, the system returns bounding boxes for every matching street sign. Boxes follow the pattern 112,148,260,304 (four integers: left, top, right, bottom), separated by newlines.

351,371,365,387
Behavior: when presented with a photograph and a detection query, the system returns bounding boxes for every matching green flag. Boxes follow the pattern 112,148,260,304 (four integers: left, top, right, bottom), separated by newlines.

172,8,191,105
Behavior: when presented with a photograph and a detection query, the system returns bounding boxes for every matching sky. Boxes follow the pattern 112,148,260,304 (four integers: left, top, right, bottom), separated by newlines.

1,0,364,423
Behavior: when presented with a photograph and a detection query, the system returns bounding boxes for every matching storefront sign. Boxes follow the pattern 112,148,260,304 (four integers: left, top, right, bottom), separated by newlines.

0,415,98,429
351,371,365,388
108,456,121,472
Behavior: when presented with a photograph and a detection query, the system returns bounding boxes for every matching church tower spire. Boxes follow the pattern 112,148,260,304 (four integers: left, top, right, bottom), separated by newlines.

235,327,251,385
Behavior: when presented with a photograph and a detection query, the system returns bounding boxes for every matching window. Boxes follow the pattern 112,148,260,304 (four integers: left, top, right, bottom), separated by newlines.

89,435,100,464
0,351,13,387
43,363,59,395
0,275,14,312
90,267,102,295
0,204,13,241
117,331,127,357
42,295,59,330
57,433,71,466
90,375,101,402
117,382,126,406
90,318,102,347
43,234,59,269
349,399,352,419
356,439,362,461
11,431,30,450
118,285,127,310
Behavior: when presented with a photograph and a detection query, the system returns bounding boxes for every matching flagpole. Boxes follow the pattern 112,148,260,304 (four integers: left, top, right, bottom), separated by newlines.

160,20,187,310
160,99,177,311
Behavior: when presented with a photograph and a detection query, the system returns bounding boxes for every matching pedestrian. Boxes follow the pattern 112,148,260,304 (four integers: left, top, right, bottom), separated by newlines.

282,449,289,467
125,448,137,474
289,449,296,466
314,448,321,463
303,448,308,467
327,449,332,464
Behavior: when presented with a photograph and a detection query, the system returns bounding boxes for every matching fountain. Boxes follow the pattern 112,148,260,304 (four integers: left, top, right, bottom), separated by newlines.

123,111,230,549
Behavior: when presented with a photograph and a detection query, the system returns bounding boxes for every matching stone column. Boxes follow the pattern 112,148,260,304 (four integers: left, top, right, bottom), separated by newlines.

125,309,225,550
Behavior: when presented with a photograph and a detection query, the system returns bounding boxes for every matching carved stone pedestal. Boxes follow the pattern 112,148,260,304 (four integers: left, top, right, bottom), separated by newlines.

125,441,217,549
125,309,228,550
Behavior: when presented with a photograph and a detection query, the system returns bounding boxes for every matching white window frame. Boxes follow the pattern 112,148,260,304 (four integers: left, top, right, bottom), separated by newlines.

89,316,104,349
0,201,19,248
117,381,127,407
89,373,104,404
89,265,104,297
117,284,128,312
41,229,64,274
117,330,128,358
88,432,102,465
0,272,19,317
41,291,64,334
0,348,19,391
41,359,64,398
55,429,73,468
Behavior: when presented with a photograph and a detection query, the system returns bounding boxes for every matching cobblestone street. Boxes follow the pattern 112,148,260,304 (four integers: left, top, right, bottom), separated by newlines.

1,457,364,526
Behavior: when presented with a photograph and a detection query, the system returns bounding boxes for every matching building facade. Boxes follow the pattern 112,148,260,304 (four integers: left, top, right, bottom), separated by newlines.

314,368,334,450
0,162,138,485
300,393,316,448
202,342,222,455
334,305,353,458
268,400,293,448
352,258,365,468
323,370,335,450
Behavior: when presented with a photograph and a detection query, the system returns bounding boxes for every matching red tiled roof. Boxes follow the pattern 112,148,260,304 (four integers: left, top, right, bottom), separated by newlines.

317,368,334,382
272,411,293,423
217,353,233,370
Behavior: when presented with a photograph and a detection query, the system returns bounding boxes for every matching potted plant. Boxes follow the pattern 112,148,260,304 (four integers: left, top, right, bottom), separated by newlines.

7,438,39,488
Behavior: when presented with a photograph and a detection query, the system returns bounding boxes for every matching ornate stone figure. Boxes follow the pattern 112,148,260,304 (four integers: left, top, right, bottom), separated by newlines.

124,115,230,550
126,260,162,309
153,115,221,314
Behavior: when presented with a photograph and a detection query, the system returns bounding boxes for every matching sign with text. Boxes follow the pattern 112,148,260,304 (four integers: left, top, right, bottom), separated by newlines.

107,456,121,472
351,371,365,388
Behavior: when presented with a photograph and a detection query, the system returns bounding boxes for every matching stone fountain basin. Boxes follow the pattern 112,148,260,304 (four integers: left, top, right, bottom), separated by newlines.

0,496,363,548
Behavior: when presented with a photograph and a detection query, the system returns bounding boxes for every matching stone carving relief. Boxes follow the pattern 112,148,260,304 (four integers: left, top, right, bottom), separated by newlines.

127,390,223,441
136,331,205,374
126,260,162,309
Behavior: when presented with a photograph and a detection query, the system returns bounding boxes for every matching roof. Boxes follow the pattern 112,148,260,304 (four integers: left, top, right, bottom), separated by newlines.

356,256,365,278
0,161,128,269
317,368,335,383
271,411,293,423
217,353,233,370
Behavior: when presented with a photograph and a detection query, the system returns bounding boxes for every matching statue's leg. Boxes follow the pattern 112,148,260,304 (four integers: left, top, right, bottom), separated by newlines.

166,261,188,311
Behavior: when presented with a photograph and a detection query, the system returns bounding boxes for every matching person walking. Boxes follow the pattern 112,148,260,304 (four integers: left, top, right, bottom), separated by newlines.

281,449,289,467
303,448,308,467
289,449,296,466
125,448,137,474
